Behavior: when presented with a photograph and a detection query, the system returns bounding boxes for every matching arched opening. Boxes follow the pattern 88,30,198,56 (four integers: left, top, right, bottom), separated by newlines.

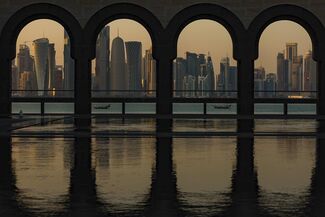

255,20,316,115
12,19,75,114
174,19,237,114
91,19,155,114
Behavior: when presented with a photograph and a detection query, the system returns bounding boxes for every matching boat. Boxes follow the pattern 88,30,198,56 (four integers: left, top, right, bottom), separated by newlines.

94,104,111,109
213,104,232,109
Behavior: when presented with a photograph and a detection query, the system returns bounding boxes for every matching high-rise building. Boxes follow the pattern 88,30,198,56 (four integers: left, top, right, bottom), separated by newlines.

285,43,298,62
174,57,186,97
220,57,230,96
277,52,286,91
206,55,215,97
95,26,110,96
110,35,127,96
17,44,34,74
254,66,266,80
291,55,303,92
125,41,142,96
186,52,199,95
11,64,19,94
52,65,63,96
228,66,237,97
33,38,49,96
64,30,74,94
19,71,37,97
143,47,156,96
48,43,56,90
264,73,277,98
254,67,266,97
304,50,317,97
254,78,264,98
183,75,196,97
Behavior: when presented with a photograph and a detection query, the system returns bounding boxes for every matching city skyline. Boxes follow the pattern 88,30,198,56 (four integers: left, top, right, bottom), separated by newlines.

16,19,313,74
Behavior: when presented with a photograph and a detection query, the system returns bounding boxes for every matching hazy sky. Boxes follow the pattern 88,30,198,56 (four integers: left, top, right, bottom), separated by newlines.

16,19,313,74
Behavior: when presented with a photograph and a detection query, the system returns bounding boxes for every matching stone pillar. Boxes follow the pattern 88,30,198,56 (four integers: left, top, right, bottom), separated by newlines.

237,39,255,133
74,49,92,130
0,57,11,117
155,43,173,133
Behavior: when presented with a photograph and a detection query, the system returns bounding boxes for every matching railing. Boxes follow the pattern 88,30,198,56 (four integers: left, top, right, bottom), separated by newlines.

254,90,317,98
91,89,156,98
11,89,74,98
9,89,319,117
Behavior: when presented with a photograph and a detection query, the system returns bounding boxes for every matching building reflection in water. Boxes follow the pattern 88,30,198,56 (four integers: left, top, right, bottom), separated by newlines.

255,137,315,217
1,134,325,216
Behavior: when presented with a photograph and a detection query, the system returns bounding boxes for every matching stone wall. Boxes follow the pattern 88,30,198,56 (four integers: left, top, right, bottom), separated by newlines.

0,0,325,30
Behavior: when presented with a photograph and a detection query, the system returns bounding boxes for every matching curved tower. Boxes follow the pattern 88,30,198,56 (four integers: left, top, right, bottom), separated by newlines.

110,36,127,96
33,38,49,96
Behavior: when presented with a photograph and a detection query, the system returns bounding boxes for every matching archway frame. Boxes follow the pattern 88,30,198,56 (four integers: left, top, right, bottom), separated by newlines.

248,4,325,115
0,3,83,116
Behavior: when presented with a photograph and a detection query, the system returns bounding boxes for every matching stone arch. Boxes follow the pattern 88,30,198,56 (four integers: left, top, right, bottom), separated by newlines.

84,3,163,60
0,3,82,115
0,3,82,60
249,4,325,61
166,3,246,60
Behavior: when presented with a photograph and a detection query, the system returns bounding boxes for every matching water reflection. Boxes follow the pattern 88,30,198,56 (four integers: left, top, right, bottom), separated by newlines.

0,135,324,216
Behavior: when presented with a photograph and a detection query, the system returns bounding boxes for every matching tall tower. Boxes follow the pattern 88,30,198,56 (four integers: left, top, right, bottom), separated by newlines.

17,44,34,74
304,50,317,97
277,52,285,92
64,30,74,95
186,52,199,96
33,38,49,96
291,55,303,92
220,57,230,96
48,43,56,90
174,57,186,97
110,35,127,96
143,47,156,96
285,43,298,62
125,41,142,96
95,26,110,95
206,55,215,96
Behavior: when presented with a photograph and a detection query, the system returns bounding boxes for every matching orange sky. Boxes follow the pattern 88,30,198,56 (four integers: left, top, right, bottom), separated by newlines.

16,19,313,73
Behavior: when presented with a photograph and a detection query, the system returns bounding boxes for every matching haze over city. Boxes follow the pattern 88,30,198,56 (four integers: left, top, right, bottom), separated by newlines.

16,19,313,73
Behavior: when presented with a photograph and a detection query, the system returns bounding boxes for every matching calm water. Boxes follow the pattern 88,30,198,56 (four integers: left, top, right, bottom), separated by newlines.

1,129,325,217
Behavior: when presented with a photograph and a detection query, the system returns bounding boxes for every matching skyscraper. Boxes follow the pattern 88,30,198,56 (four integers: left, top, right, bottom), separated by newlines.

17,44,34,74
291,55,303,92
220,57,230,96
228,66,237,97
304,50,317,97
48,43,56,90
206,55,215,96
143,47,156,96
33,38,49,96
174,57,186,97
95,26,110,96
11,64,19,93
110,35,127,96
277,52,286,91
264,73,277,98
186,52,199,95
285,43,298,62
125,41,142,96
64,30,74,95
254,67,266,97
